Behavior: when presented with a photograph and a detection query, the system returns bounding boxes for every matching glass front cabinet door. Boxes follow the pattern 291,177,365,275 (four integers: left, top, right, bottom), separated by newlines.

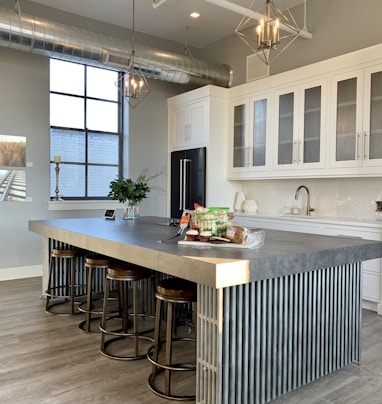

330,64,382,171
228,93,271,178
273,79,326,173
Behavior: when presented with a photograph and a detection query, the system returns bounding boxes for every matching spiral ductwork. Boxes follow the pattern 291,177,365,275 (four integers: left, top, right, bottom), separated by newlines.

0,7,232,88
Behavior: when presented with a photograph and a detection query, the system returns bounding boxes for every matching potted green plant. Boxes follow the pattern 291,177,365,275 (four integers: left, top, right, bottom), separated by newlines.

108,170,160,219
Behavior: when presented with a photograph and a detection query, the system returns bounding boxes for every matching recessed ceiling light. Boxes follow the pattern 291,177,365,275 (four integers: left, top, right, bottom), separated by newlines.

190,11,200,18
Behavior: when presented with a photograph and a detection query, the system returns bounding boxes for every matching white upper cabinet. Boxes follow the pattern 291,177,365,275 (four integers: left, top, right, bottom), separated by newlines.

329,63,382,172
273,78,327,174
228,92,272,179
171,44,382,181
168,99,208,150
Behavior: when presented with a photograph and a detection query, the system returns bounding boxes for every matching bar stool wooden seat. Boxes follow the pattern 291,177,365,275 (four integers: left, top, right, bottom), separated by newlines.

147,277,197,401
45,248,85,315
78,255,112,333
100,261,154,361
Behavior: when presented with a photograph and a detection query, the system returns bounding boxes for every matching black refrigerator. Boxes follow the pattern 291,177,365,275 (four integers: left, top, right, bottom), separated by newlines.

170,147,206,219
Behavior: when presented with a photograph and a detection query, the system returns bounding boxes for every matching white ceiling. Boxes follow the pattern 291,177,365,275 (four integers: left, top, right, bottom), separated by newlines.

29,0,307,48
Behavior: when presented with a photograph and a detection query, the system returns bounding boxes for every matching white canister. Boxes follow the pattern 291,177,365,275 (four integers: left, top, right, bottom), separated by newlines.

234,191,246,212
242,200,258,214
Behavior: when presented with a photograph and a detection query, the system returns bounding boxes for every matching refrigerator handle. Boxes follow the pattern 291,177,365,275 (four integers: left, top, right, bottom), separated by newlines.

184,159,191,210
179,159,183,210
183,159,188,210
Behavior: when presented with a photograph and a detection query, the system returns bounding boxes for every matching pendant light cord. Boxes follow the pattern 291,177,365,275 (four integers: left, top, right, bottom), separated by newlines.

14,0,21,16
131,0,136,60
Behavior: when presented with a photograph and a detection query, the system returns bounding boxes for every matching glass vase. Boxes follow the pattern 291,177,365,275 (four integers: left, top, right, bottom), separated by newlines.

123,202,140,220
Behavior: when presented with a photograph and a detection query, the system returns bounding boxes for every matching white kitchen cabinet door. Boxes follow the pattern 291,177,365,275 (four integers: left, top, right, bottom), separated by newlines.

273,78,326,174
361,65,382,167
329,69,363,169
237,214,382,312
230,98,248,171
227,93,272,179
322,226,381,303
329,63,382,171
168,99,208,150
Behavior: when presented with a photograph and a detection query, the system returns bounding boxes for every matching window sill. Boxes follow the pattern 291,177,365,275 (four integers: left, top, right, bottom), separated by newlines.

48,200,120,211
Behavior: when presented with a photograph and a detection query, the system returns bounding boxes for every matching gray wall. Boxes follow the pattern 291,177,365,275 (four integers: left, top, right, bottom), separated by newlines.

196,0,382,86
0,1,186,278
0,49,49,270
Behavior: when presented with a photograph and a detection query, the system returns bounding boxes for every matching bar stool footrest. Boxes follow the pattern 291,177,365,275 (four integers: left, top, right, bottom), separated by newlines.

100,335,154,361
148,369,196,401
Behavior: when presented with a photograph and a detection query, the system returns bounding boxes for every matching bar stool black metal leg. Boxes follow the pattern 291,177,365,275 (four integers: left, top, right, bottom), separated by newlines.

100,277,111,350
147,278,197,401
100,263,154,361
84,265,93,332
133,281,139,357
165,300,173,397
70,258,75,315
151,297,162,374
46,249,85,315
45,259,54,312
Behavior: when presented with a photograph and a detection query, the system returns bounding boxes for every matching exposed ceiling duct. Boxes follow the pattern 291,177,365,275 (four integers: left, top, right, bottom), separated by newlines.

0,6,233,88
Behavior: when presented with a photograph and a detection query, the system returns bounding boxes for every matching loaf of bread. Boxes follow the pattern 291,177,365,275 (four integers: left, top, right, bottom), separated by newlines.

225,225,245,244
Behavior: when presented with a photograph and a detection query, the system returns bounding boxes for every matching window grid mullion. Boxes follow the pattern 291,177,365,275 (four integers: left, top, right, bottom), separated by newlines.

84,65,88,198
50,59,122,200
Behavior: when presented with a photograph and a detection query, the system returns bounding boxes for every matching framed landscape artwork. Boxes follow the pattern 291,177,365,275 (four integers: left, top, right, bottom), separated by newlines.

0,134,27,201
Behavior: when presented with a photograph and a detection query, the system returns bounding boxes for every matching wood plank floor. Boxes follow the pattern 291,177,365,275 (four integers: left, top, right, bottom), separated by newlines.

1,277,382,403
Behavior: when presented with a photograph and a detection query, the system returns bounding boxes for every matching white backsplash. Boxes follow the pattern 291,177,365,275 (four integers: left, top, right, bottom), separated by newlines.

238,177,382,220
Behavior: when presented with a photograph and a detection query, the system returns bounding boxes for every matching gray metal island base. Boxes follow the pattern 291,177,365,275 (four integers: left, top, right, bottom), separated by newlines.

29,217,382,403
198,264,361,403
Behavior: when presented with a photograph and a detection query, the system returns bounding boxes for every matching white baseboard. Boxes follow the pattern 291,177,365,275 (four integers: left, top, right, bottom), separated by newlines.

0,265,42,281
362,299,380,314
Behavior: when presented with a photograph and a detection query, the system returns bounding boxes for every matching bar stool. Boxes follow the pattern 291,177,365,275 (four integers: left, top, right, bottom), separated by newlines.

100,261,155,361
78,255,112,333
147,277,197,401
45,248,85,315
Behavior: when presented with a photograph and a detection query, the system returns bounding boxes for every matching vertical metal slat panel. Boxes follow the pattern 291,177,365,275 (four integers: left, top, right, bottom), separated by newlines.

254,281,261,404
237,285,244,403
197,284,219,404
242,284,250,403
195,264,362,404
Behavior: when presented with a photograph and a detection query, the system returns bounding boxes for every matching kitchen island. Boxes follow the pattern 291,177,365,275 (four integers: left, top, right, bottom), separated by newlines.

29,216,382,403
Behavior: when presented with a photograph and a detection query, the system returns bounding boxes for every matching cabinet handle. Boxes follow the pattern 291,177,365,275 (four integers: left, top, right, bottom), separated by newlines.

356,132,361,160
363,131,368,159
298,140,302,163
185,124,191,142
247,146,252,167
293,141,301,164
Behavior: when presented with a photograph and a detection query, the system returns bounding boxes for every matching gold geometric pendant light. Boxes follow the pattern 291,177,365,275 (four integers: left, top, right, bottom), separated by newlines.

119,0,150,108
235,0,308,66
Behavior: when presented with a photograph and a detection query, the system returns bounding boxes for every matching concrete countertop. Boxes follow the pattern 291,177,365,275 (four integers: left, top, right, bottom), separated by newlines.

29,216,382,289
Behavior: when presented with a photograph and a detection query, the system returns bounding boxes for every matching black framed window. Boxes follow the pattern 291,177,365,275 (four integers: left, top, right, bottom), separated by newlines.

49,59,123,199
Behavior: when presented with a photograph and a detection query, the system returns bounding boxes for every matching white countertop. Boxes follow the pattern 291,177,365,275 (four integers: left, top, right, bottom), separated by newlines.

234,213,382,229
